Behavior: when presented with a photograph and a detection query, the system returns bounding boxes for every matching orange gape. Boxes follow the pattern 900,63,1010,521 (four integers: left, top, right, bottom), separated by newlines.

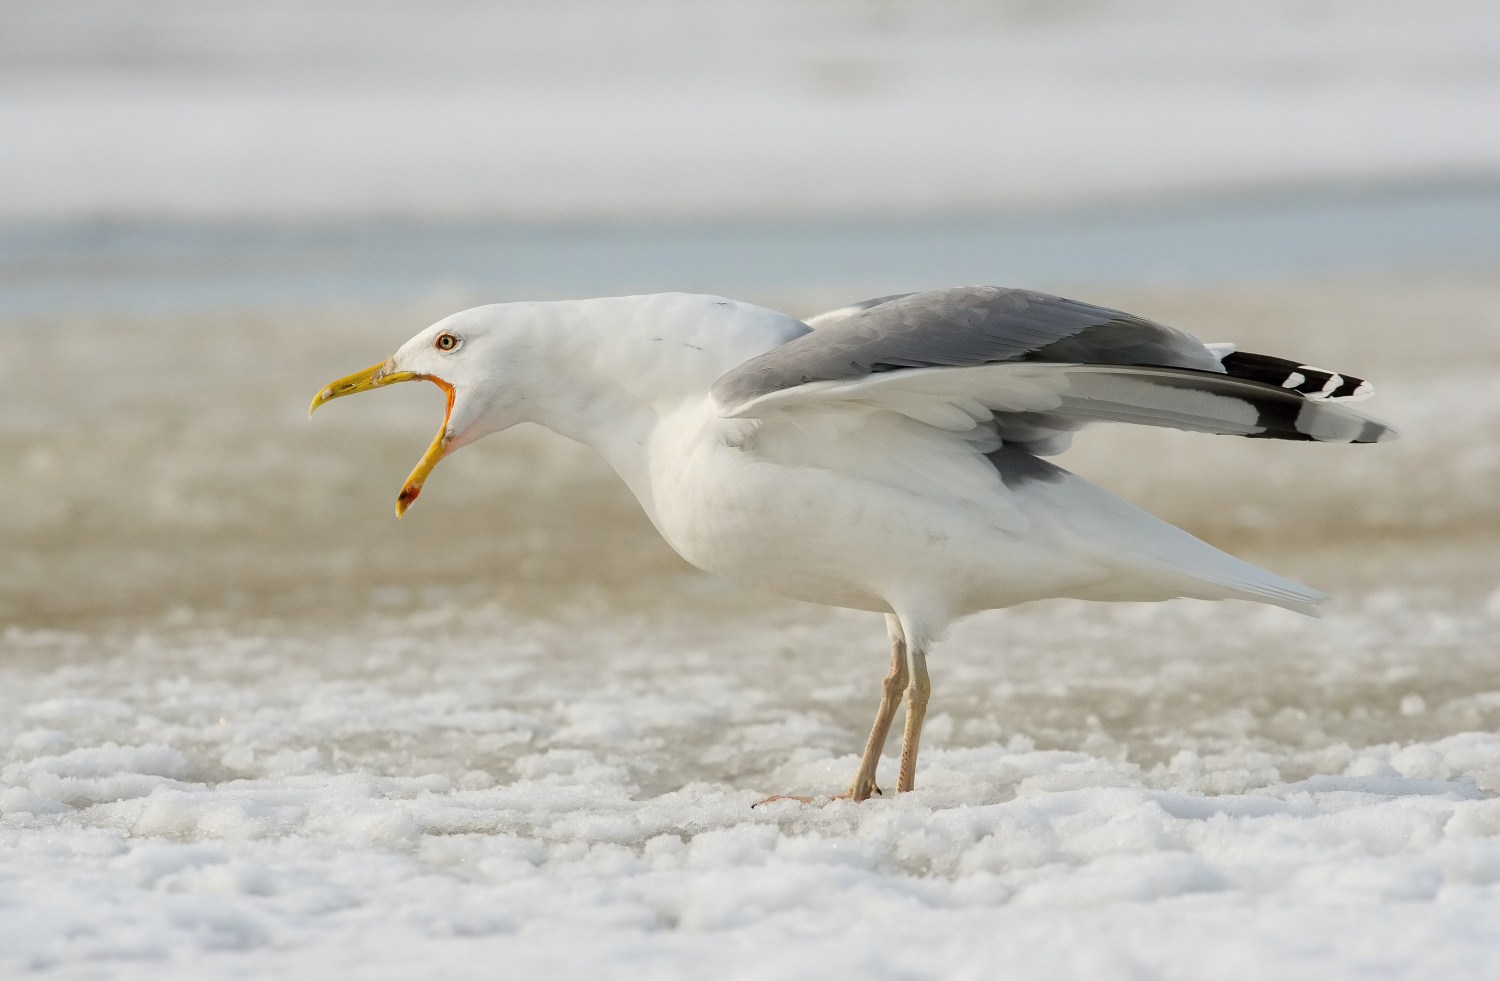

396,376,456,515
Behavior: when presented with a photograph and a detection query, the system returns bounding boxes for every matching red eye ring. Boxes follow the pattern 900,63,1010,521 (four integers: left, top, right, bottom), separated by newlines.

435,333,458,351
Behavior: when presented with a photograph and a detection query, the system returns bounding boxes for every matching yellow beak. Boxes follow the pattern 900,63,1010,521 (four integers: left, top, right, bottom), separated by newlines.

310,361,456,517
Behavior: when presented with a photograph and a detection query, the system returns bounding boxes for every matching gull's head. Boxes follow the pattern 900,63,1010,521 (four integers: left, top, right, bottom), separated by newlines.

309,307,522,516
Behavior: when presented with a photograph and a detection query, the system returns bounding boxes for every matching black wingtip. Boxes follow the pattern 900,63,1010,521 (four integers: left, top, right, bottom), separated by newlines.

1221,351,1372,403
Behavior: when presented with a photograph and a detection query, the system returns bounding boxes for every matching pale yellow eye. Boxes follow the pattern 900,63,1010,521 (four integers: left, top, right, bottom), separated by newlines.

435,333,458,351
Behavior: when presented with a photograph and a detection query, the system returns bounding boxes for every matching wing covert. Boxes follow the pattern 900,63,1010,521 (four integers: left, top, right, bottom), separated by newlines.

717,286,1222,413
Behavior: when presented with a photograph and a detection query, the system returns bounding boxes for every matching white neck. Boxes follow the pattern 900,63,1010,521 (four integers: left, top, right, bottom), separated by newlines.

497,293,806,520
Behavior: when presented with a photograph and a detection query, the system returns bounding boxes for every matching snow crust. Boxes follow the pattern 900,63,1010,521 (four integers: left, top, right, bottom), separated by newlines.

3,0,1499,220
4,591,1500,979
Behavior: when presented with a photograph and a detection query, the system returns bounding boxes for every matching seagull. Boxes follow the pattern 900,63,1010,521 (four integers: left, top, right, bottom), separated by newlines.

311,287,1395,801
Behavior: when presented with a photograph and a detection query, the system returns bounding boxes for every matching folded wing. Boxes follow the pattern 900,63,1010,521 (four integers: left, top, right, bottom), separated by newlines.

718,287,1396,453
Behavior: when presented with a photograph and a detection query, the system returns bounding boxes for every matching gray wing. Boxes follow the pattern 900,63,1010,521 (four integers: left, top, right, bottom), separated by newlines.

719,286,1222,409
803,293,914,330
723,286,1396,453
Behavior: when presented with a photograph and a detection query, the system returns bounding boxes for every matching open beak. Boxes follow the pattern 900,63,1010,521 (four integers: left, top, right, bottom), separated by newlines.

309,361,456,517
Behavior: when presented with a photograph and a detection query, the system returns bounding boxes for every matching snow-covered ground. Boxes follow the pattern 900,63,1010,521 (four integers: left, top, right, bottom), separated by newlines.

5,594,1500,980
3,0,1499,220
3,281,1500,977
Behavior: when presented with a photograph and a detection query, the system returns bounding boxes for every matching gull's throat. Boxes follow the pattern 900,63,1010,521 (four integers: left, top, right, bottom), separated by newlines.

396,377,455,517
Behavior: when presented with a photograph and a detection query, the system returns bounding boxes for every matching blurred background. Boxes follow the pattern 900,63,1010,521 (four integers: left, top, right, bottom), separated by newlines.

2,0,1500,776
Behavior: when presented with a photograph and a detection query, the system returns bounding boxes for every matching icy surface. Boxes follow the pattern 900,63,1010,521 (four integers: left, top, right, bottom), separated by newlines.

4,596,1500,979
3,0,1499,219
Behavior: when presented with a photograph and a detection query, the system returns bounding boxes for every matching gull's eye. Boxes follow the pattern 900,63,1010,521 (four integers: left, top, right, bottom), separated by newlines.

435,333,459,352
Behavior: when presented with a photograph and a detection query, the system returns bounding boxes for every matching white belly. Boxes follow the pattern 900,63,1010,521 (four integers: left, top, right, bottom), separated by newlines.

639,403,1114,618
